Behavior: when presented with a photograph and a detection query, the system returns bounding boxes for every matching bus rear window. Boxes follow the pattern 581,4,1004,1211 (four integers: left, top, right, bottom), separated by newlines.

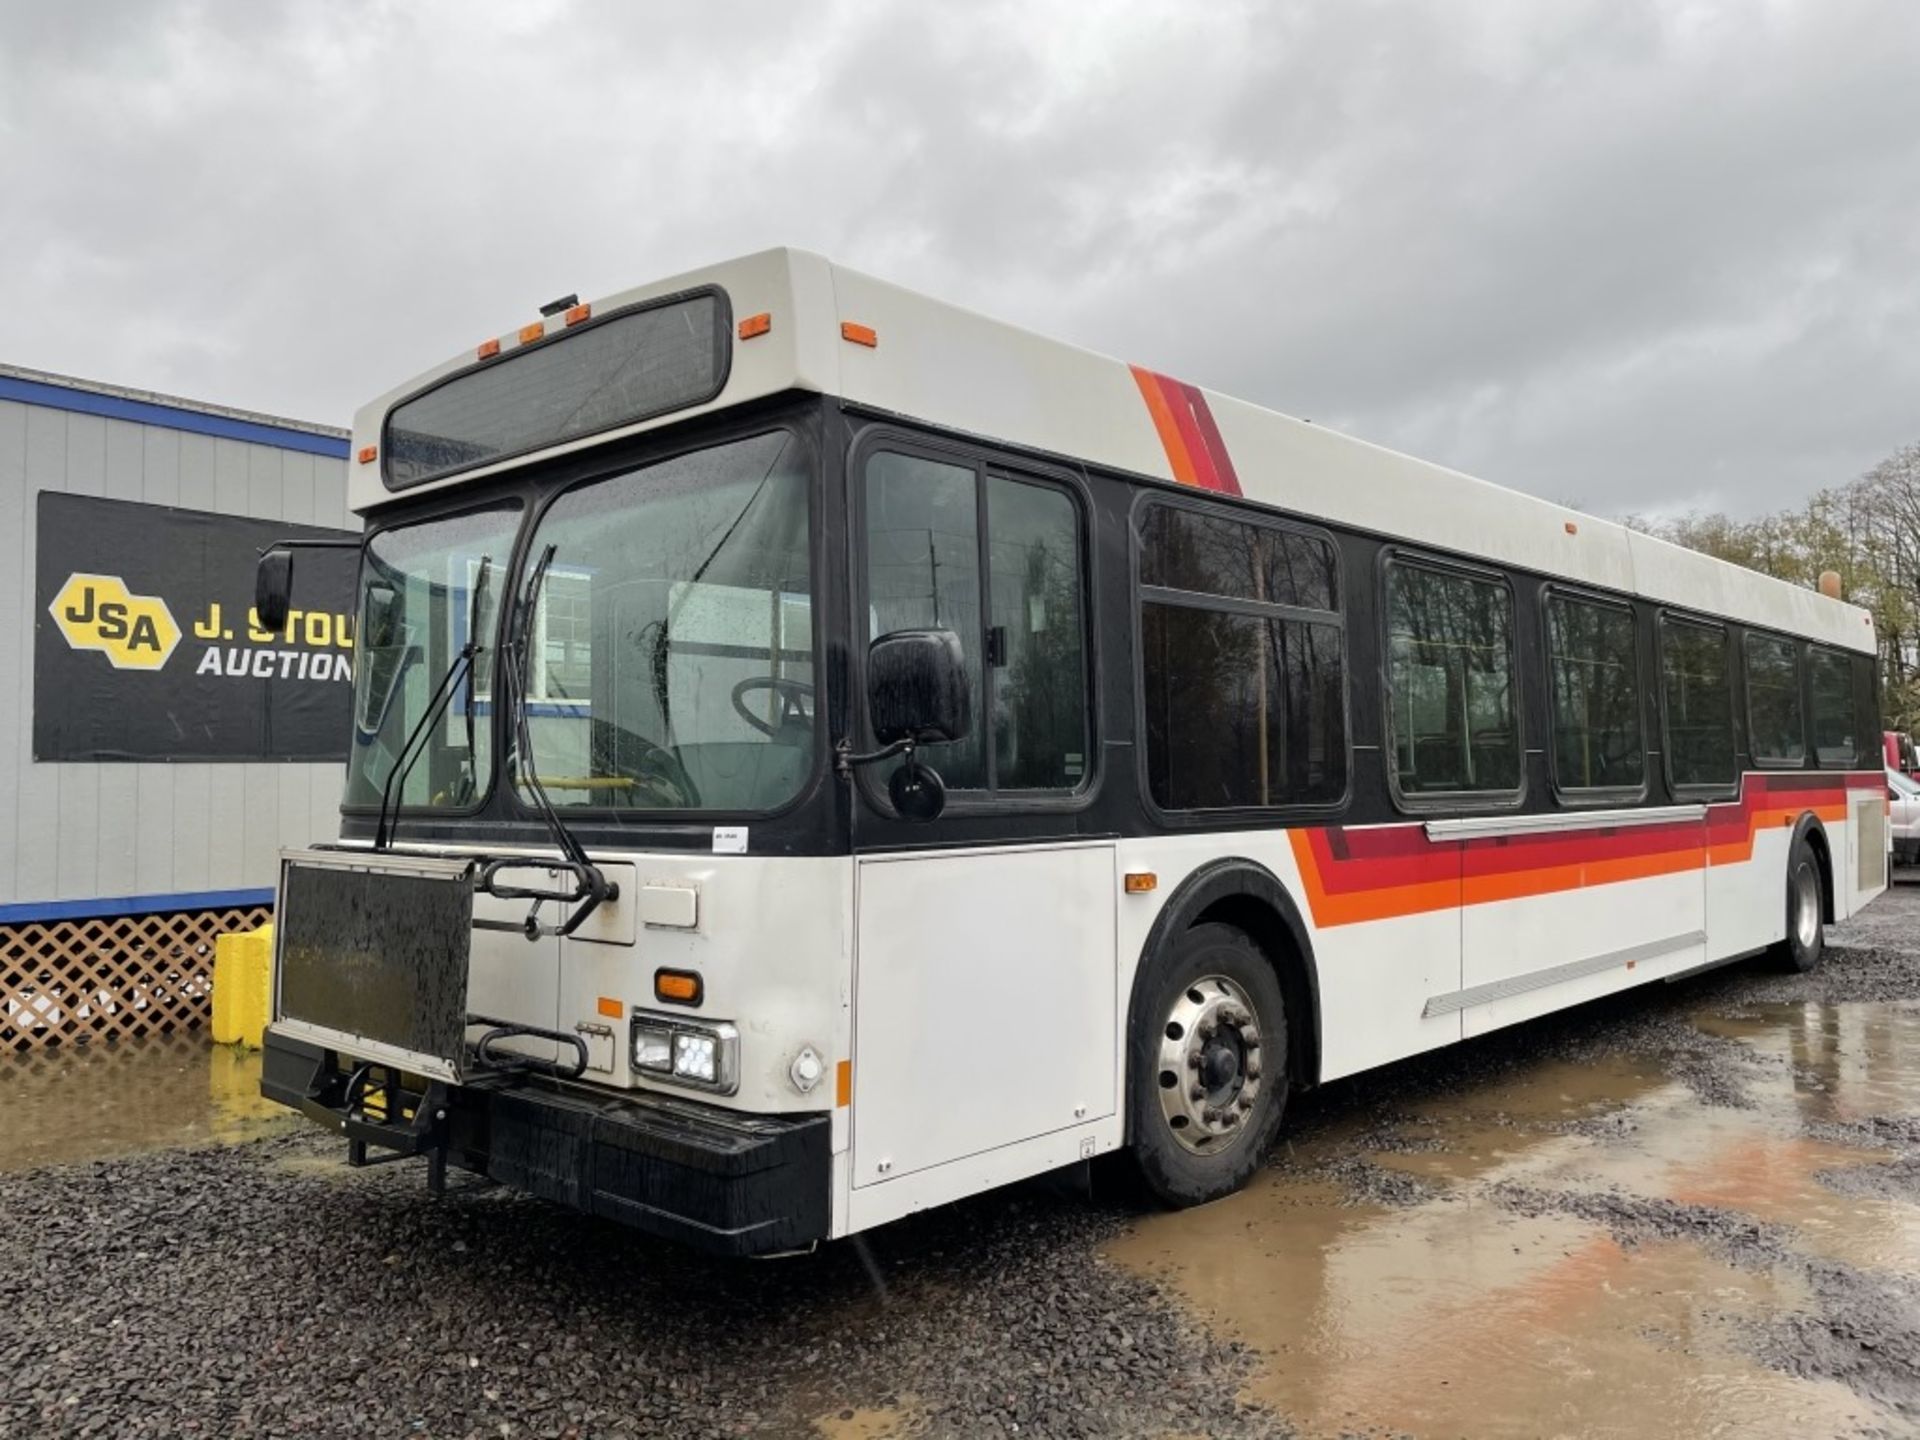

382,290,730,489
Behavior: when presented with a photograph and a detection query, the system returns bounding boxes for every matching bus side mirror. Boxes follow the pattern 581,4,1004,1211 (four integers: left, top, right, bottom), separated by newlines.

869,628,971,746
255,549,295,631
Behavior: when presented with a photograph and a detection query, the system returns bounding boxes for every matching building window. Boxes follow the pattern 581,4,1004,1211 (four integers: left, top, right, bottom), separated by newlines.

864,452,1089,796
1660,617,1736,791
1384,560,1520,797
1744,633,1805,766
1546,592,1644,794
1809,647,1858,768
1138,502,1345,810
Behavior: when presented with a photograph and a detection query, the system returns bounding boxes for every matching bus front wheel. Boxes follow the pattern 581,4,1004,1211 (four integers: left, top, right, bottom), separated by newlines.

1126,922,1289,1207
1775,834,1827,974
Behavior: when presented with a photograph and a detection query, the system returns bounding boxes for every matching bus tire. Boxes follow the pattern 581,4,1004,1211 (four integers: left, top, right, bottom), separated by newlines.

1126,921,1289,1208
1775,833,1826,974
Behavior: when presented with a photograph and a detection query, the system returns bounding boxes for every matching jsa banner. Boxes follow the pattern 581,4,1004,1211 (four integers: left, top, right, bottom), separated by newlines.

34,493,360,762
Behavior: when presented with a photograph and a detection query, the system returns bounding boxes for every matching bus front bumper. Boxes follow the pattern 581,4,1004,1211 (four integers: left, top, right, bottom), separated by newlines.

261,1028,831,1257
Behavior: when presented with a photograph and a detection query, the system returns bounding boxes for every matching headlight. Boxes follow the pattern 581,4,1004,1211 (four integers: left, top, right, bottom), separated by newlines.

630,1013,738,1095
632,1021,674,1075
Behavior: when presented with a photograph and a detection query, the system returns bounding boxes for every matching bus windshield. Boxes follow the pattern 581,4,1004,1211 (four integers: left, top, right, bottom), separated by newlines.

510,428,816,813
344,502,521,810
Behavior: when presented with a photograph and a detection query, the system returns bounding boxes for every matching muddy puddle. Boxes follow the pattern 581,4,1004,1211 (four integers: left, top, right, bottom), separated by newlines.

0,1034,295,1172
812,1396,922,1439
1107,997,1920,1438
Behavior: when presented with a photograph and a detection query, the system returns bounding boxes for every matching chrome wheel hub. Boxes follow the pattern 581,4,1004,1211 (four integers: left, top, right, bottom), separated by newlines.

1793,862,1820,949
1156,974,1263,1154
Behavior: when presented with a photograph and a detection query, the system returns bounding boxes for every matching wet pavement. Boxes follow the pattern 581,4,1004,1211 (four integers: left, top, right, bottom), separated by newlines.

0,1032,295,1173
1106,1002,1920,1437
5,887,1920,1436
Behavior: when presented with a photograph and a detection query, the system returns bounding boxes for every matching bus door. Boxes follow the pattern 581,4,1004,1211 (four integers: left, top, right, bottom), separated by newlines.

848,448,1114,1190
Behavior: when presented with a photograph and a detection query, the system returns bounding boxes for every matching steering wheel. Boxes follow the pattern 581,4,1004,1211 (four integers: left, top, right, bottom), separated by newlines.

731,676,815,739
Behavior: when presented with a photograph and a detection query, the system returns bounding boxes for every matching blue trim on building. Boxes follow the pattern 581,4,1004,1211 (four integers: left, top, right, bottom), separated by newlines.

0,374,348,459
0,887,275,925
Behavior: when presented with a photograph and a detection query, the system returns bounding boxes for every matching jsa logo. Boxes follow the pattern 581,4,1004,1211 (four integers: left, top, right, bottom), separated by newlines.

49,573,182,671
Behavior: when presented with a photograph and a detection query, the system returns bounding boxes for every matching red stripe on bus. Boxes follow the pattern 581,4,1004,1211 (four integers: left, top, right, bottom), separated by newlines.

1287,773,1870,928
1181,381,1243,496
1159,374,1224,492
1131,366,1243,496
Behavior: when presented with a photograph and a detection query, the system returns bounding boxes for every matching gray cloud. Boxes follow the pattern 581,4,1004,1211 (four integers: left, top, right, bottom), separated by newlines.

3,0,1917,518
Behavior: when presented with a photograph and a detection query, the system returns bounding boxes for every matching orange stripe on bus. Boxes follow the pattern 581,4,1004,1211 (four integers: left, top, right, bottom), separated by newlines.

1287,778,1864,929
1130,365,1199,487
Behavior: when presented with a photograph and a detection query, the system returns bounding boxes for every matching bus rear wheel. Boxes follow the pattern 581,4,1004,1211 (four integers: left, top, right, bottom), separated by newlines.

1775,834,1826,974
1127,922,1289,1207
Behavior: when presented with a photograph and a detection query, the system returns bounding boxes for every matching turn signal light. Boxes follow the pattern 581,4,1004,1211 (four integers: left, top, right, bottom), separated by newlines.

564,303,591,327
654,969,703,1006
841,321,878,347
356,446,377,465
738,312,772,340
477,338,501,360
518,321,545,345
1124,871,1158,894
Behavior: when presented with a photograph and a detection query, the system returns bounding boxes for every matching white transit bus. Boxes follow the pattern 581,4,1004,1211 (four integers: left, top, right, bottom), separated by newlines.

257,248,1888,1254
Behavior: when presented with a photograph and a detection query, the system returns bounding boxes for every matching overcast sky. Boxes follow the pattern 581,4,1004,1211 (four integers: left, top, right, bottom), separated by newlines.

4,0,1918,519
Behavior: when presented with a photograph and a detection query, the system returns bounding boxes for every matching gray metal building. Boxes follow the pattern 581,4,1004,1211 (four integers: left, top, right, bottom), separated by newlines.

0,363,352,939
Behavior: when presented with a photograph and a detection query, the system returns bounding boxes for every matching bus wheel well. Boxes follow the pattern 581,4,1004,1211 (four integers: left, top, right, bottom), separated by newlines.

1798,817,1836,924
1190,893,1320,1091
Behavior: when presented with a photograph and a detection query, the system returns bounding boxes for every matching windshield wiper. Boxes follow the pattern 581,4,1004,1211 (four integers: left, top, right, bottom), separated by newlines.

487,542,616,939
372,556,491,851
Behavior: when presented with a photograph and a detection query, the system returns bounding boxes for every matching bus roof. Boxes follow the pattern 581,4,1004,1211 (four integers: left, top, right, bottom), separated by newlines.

351,247,1875,656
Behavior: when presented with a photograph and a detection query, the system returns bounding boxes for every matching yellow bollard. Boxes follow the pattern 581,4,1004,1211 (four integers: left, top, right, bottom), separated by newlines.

211,923,274,1048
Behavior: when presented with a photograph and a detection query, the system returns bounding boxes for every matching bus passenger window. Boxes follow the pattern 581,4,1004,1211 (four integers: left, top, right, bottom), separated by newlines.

1546,592,1643,793
864,452,1090,797
1138,504,1346,810
865,452,987,789
1384,561,1519,797
1660,617,1736,791
1743,633,1805,766
987,476,1087,790
1809,648,1856,767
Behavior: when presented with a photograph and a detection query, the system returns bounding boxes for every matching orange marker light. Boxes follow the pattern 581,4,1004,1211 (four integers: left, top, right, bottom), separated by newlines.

654,969,703,1006
356,445,377,465
1564,521,1579,535
738,312,772,340
564,303,591,327
841,321,878,348
836,1059,853,1107
1124,871,1158,894
596,995,623,1019
518,321,545,345
477,338,501,360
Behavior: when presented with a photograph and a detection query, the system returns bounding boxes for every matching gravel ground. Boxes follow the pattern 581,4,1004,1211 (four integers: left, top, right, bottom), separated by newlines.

6,887,1920,1438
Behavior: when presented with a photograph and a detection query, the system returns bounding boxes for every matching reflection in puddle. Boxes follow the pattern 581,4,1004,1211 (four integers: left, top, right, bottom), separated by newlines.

1108,999,1920,1438
0,1035,295,1172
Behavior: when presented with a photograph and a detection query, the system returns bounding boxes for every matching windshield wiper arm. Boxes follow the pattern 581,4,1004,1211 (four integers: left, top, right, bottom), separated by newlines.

497,543,615,937
460,557,492,800
373,555,492,851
